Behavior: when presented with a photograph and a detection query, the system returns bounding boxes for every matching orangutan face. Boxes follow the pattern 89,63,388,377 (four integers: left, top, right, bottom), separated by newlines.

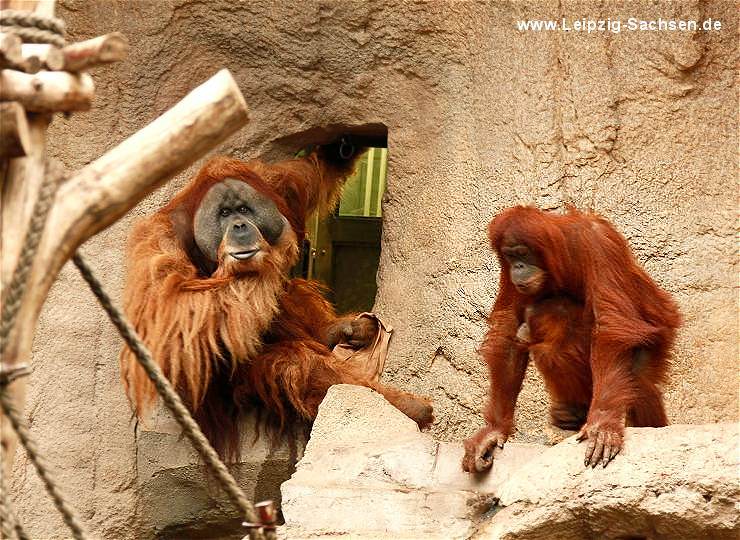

193,179,291,272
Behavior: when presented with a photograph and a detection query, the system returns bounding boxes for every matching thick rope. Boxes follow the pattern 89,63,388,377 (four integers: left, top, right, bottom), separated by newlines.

0,393,88,540
0,10,65,34
0,26,64,46
0,162,61,356
72,254,269,540
0,161,89,539
0,9,65,46
0,161,55,540
0,471,23,540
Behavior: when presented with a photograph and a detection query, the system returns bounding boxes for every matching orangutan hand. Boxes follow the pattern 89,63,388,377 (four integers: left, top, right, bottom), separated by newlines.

577,411,624,468
325,316,379,349
462,425,508,473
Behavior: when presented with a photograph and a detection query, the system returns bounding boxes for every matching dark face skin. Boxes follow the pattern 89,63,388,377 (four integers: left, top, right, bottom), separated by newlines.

194,179,286,263
500,242,547,296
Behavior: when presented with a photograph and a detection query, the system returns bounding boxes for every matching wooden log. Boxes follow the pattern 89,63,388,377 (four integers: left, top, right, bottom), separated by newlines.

0,0,56,485
0,32,23,69
21,55,42,73
0,102,31,158
63,32,128,72
0,111,51,482
21,43,64,71
0,69,94,112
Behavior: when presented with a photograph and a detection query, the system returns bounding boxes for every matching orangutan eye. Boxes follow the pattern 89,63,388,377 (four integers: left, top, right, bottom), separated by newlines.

219,207,231,217
237,205,249,214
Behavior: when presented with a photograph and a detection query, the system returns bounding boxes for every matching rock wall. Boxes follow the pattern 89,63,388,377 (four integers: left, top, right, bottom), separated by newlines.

9,1,738,538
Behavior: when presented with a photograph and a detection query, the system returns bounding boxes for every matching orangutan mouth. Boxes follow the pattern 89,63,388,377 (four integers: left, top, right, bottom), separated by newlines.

230,249,260,260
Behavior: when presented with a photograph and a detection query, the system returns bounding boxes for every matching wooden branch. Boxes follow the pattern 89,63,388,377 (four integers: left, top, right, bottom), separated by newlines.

63,33,128,72
0,69,94,112
21,43,64,71
0,102,31,158
2,68,249,369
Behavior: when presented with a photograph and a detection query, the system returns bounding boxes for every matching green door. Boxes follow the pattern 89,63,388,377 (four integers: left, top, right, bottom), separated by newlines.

305,147,387,313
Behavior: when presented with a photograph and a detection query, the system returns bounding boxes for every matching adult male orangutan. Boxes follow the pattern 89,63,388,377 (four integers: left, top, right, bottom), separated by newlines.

120,139,433,458
462,206,681,471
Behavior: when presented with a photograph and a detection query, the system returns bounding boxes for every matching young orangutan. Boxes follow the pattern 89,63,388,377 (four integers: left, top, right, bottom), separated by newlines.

463,206,680,471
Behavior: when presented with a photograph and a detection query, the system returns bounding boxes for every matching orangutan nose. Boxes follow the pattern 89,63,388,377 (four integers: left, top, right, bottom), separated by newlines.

229,220,258,245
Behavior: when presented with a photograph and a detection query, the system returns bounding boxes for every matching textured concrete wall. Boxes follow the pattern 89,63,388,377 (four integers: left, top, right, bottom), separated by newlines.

9,1,737,538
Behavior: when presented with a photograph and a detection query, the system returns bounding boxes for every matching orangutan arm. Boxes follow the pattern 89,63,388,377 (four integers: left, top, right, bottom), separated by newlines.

462,307,529,473
240,339,432,429
273,279,380,350
254,139,367,219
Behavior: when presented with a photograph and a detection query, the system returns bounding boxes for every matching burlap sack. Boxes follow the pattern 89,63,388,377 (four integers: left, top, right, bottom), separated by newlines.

331,312,392,383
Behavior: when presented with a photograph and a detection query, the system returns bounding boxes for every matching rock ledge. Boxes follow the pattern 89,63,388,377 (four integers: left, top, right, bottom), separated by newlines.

280,384,739,539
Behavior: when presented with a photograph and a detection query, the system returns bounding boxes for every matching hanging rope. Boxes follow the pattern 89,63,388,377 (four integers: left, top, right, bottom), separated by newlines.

0,469,28,540
72,254,270,540
0,9,66,46
0,162,60,356
0,161,89,540
0,393,88,540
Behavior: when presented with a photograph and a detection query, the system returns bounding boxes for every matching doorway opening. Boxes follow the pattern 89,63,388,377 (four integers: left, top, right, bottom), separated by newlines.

296,146,388,313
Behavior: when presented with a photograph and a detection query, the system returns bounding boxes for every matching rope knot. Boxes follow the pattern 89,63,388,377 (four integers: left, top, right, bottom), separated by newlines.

0,362,32,387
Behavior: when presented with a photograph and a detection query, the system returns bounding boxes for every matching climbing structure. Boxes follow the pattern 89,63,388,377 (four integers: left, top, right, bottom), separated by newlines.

0,1,275,538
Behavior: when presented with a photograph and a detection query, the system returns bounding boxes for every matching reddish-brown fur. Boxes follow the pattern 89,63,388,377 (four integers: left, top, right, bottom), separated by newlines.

462,206,681,471
516,297,593,430
120,149,433,459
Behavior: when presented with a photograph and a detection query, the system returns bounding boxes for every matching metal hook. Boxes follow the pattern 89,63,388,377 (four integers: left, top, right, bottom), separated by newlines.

338,136,355,160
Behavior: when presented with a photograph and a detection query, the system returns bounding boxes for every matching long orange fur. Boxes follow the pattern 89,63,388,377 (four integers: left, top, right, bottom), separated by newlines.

120,149,433,458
